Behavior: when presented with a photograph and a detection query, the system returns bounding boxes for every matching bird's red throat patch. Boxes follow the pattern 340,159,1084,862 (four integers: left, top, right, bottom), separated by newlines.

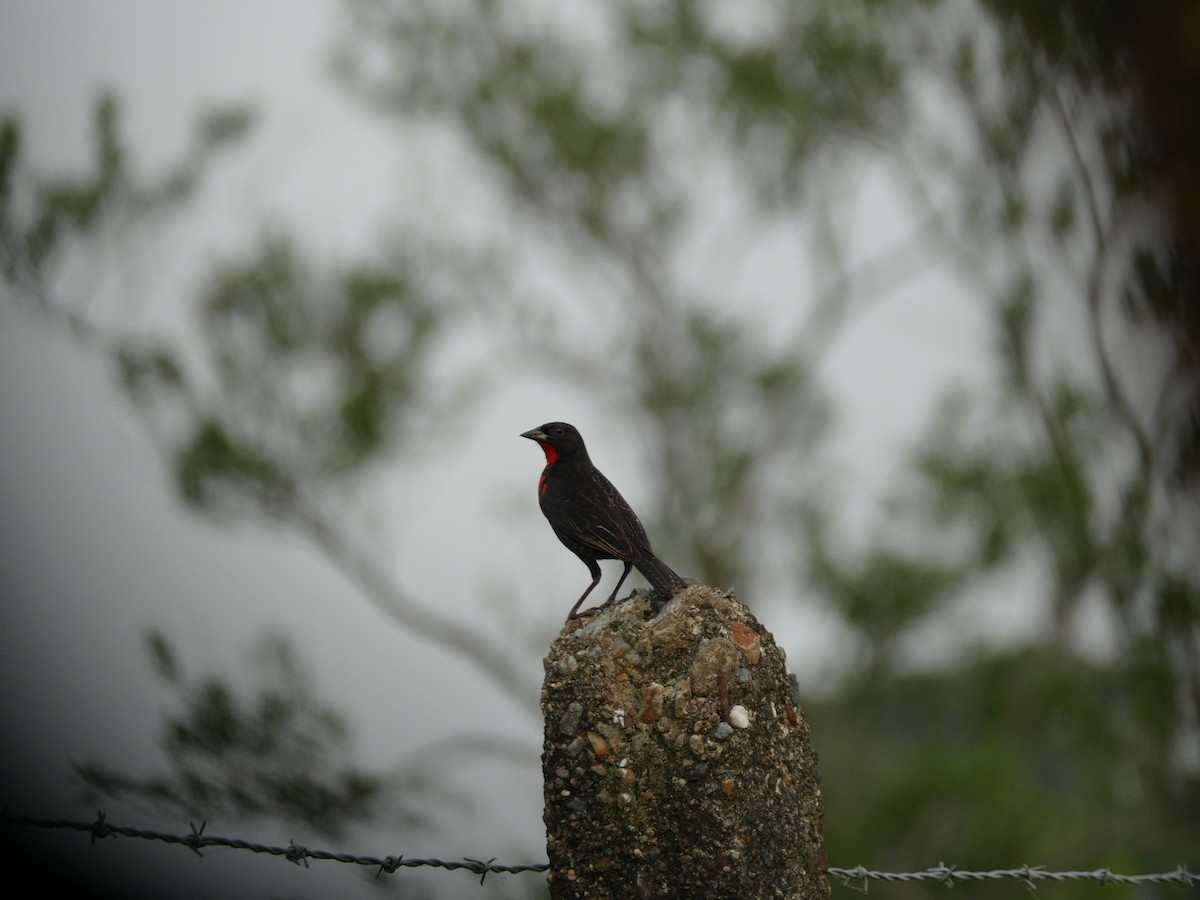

537,442,556,496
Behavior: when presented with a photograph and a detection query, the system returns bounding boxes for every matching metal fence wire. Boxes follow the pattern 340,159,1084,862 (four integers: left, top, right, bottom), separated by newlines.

2,811,1196,890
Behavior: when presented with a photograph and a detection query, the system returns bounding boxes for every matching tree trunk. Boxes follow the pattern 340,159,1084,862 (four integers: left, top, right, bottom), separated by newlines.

542,585,827,899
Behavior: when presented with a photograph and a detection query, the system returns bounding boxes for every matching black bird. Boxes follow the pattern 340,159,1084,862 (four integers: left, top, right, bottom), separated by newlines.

521,422,688,620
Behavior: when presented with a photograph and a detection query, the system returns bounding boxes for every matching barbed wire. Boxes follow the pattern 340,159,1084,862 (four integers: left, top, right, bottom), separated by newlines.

2,811,1195,890
0,811,547,885
825,864,1197,892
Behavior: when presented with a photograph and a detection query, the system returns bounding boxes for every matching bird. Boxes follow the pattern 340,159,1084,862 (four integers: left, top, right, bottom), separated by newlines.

521,421,689,620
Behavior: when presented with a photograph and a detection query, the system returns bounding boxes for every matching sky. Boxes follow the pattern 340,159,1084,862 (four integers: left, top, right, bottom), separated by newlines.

0,2,1000,898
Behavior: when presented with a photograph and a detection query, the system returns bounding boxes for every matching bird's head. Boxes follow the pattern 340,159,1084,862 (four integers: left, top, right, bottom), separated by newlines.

521,421,587,465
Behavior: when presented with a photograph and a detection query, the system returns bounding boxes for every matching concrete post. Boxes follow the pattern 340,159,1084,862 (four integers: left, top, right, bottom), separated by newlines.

542,585,827,899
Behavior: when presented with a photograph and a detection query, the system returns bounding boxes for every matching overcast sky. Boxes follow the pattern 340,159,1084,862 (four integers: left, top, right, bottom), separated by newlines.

0,3,1002,897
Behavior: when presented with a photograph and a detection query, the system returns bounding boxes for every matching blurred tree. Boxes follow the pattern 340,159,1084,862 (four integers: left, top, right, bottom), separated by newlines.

1,92,537,709
3,0,1198,893
331,0,1200,891
74,630,408,838
0,91,537,879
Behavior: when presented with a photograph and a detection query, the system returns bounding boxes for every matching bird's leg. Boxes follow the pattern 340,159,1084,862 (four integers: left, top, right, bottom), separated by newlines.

568,560,604,619
602,561,633,608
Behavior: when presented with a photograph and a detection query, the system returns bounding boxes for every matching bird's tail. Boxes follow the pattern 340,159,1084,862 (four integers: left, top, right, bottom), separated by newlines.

635,553,690,597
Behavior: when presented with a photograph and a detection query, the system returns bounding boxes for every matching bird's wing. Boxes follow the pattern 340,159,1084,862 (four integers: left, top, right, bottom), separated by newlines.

571,473,651,557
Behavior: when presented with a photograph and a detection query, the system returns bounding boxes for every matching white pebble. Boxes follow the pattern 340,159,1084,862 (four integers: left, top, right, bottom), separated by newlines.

728,705,750,729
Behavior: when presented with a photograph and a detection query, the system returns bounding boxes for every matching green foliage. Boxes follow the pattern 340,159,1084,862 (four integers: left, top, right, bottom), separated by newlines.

981,0,1133,87
205,236,441,464
175,418,296,510
3,97,420,527
0,93,253,283
169,230,458,515
74,631,406,837
624,1,903,205
0,116,19,204
341,0,847,593
635,310,831,590
21,95,123,269
816,647,1171,898
115,342,185,401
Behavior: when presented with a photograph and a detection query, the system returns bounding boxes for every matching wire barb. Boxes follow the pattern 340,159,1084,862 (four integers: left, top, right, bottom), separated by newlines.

184,820,206,857
375,854,403,878
89,810,114,845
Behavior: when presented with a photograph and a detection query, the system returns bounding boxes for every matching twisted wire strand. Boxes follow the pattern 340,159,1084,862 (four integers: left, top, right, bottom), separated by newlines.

1,812,549,883
3,811,1195,889
826,863,1196,891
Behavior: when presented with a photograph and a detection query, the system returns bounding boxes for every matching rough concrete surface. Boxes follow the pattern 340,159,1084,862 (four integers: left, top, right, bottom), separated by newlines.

542,585,827,899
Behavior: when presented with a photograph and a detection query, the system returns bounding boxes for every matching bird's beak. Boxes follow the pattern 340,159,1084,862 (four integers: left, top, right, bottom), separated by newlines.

521,428,547,442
